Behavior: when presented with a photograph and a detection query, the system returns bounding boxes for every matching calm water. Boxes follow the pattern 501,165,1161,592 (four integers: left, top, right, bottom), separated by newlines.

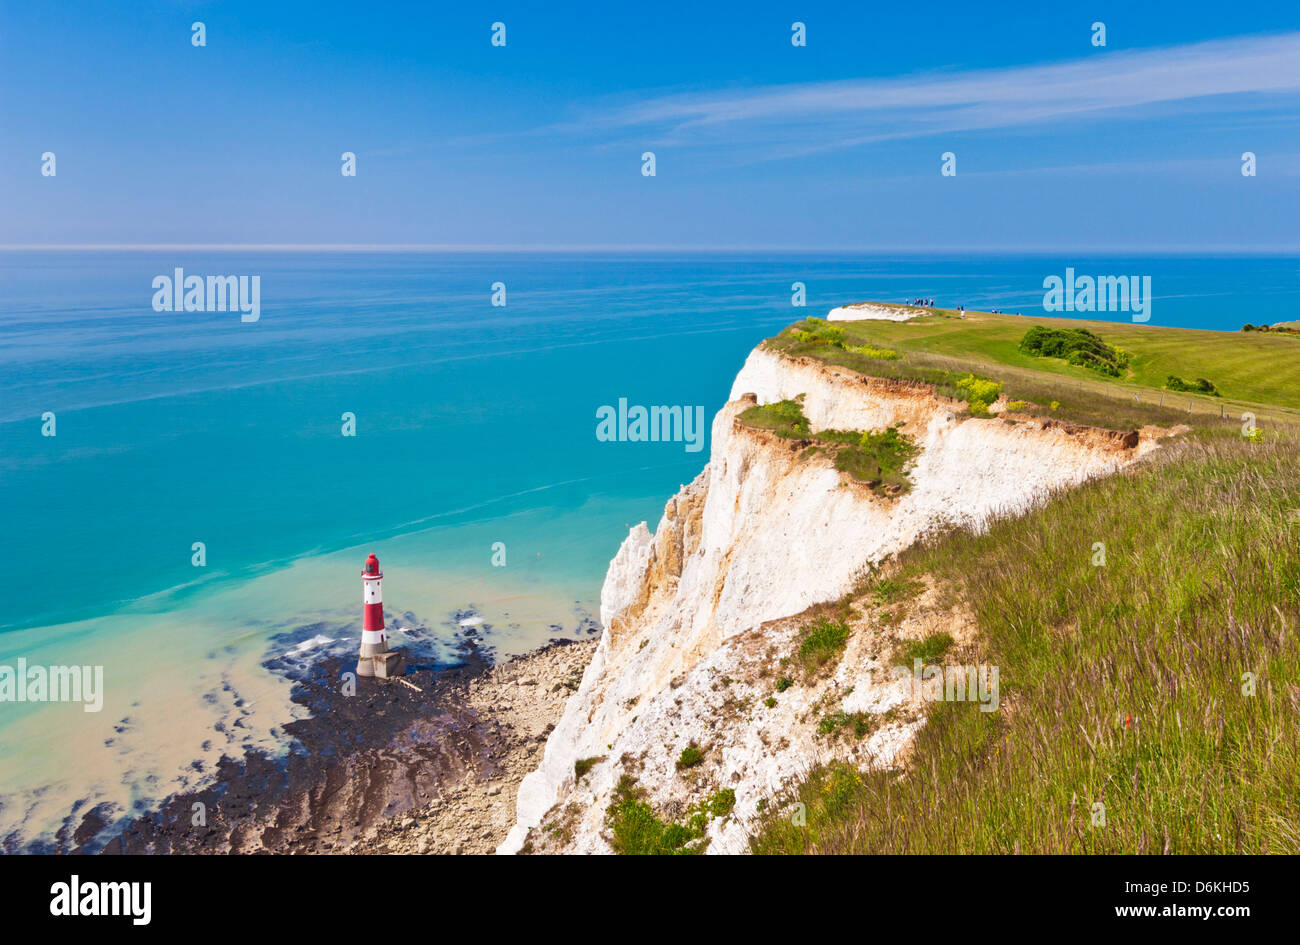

0,250,1295,845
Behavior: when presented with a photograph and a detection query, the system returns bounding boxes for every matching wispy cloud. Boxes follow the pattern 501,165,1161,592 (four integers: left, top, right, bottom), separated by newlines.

570,32,1300,161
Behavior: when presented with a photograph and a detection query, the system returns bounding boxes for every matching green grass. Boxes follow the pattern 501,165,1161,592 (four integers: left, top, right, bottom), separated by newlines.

865,576,925,605
676,743,704,770
574,757,601,781
606,775,707,855
738,398,920,495
752,425,1300,853
818,710,878,739
605,778,738,854
818,425,919,493
737,398,811,439
796,617,853,675
896,632,955,666
845,343,901,360
765,309,1300,431
708,788,737,818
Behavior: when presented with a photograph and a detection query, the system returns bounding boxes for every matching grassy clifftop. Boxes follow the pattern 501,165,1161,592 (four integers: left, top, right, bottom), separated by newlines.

765,306,1300,432
749,306,1300,854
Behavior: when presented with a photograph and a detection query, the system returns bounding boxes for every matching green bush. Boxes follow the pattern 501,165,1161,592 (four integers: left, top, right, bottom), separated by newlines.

1166,375,1220,396
817,424,919,494
1018,326,1130,377
798,617,853,674
955,373,1005,416
676,743,704,770
606,775,706,855
708,788,737,817
737,398,811,439
845,343,900,360
790,318,847,348
605,776,742,854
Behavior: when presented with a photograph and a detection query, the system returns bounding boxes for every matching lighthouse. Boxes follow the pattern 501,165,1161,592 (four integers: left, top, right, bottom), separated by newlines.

356,552,405,678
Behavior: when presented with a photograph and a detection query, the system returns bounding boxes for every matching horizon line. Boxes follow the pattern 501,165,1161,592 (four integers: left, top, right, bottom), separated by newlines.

5,243,1300,256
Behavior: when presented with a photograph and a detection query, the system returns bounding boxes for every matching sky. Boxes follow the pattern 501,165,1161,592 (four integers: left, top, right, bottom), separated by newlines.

3,1,1300,251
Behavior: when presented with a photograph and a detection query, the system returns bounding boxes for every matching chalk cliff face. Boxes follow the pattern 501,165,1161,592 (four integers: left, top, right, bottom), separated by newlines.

500,345,1157,854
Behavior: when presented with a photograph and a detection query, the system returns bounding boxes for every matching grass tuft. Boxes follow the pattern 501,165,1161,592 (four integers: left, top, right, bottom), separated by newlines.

676,743,705,770
896,632,954,666
797,617,853,675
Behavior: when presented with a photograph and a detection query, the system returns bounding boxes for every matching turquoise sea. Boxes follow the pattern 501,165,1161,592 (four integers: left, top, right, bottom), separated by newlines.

1,250,1297,846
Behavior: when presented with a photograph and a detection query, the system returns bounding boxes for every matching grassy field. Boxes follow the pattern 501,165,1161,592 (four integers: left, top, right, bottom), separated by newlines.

749,306,1300,854
752,425,1300,854
764,306,1300,432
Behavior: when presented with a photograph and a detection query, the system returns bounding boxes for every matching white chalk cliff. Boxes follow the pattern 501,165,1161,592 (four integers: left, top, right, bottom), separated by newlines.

826,302,920,321
500,344,1158,854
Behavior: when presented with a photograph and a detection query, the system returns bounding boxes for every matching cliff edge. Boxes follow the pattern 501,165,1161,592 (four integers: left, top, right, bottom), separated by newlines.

500,343,1164,854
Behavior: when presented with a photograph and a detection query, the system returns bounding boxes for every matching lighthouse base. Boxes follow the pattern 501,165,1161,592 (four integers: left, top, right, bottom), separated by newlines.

356,649,406,679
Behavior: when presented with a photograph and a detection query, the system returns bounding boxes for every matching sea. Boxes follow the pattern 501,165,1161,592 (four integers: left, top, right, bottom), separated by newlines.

1,250,1296,848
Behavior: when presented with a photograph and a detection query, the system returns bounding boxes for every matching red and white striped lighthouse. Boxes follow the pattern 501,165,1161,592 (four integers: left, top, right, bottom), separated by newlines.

356,552,405,678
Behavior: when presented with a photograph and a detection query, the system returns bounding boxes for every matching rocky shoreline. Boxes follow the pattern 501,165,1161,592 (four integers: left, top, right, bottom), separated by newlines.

65,637,595,855
350,639,595,855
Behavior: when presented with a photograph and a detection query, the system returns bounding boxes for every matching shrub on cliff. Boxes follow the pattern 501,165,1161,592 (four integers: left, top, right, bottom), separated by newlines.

606,775,706,855
1166,375,1220,396
605,776,739,854
787,318,900,362
738,398,811,439
844,343,900,361
955,373,1004,416
708,788,737,818
1018,325,1130,377
676,743,704,770
790,318,846,347
1242,323,1300,335
797,617,853,674
817,424,919,494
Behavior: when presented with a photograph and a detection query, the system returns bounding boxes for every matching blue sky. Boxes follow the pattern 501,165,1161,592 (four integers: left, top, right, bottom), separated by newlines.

3,1,1300,250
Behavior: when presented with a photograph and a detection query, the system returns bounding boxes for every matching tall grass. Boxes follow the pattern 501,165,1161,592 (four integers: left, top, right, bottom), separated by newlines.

752,426,1300,853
